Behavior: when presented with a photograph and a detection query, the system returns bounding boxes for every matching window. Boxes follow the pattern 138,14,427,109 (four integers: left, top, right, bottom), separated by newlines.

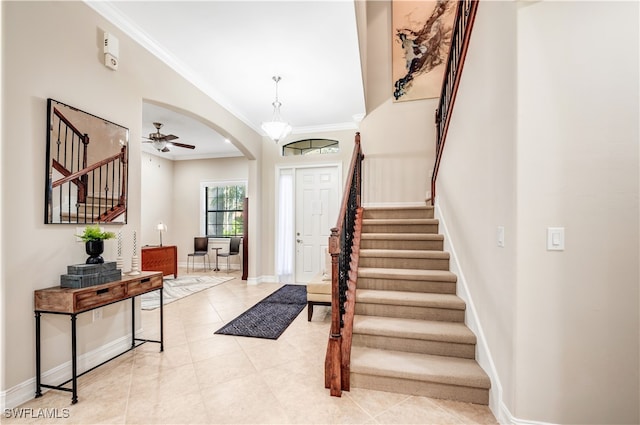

282,139,339,156
204,184,245,237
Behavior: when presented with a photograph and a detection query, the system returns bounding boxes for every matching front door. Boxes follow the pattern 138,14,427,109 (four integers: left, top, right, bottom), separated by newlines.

295,166,340,283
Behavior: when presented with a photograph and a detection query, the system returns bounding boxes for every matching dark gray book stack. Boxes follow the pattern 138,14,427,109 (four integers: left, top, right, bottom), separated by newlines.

60,262,122,288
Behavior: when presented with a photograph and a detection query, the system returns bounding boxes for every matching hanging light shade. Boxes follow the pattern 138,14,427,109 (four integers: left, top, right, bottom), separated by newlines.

261,76,292,143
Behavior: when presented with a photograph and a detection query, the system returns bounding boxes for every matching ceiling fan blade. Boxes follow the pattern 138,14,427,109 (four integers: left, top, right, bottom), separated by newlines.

162,134,179,141
168,141,196,149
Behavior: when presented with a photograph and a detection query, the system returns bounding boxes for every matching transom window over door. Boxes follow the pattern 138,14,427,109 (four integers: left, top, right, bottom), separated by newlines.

204,183,246,237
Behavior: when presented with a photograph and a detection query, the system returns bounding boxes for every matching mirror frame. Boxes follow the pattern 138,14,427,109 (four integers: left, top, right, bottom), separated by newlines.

45,99,129,224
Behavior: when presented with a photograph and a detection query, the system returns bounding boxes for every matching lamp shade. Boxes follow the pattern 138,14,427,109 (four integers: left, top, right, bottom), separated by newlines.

152,140,167,151
261,119,292,143
262,76,292,143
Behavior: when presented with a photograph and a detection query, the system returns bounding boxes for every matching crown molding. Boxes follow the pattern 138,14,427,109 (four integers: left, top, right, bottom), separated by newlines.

84,1,261,134
292,121,359,135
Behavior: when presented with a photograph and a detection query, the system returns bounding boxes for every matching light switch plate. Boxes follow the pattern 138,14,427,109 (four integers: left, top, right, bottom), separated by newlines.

547,227,565,251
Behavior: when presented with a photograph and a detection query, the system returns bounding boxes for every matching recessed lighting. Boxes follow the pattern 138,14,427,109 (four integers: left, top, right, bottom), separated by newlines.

224,138,231,144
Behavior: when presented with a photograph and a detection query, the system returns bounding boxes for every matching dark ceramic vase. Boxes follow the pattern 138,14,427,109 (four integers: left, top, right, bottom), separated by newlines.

85,240,105,264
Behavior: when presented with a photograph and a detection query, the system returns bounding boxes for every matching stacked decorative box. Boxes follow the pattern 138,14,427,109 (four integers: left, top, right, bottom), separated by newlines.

60,262,122,288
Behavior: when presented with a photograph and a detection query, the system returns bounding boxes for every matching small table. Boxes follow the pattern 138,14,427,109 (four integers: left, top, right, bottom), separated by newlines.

34,271,163,404
210,247,221,271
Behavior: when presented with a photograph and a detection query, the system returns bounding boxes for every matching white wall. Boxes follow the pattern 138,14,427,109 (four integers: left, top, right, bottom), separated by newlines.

357,0,437,207
141,153,175,247
1,1,262,401
435,0,518,416
140,153,249,270
436,1,639,423
515,2,639,423
173,156,249,268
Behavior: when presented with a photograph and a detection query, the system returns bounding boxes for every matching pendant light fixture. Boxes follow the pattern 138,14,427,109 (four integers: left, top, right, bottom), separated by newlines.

261,76,292,143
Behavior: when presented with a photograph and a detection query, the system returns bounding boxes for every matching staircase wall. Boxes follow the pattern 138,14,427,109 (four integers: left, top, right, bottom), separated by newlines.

356,0,436,207
436,1,639,424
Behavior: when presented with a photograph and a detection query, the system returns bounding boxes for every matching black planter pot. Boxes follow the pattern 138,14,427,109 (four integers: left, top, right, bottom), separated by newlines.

85,240,105,264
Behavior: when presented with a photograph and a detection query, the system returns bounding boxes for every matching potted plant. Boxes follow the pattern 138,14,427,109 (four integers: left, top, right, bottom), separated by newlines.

77,225,116,264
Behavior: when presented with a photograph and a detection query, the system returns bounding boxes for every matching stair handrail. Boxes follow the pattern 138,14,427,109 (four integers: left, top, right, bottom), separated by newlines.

430,0,479,204
325,133,363,397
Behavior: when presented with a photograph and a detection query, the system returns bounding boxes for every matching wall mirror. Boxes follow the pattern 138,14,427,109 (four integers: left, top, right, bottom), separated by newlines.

45,99,128,224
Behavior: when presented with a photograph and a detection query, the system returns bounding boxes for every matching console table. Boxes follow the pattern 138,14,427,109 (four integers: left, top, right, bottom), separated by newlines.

142,245,177,277
34,271,163,404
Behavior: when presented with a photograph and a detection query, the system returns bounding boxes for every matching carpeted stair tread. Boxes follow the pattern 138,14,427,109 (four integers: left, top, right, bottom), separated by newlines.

358,267,457,282
353,315,476,344
361,233,444,241
363,218,439,225
356,289,466,310
360,249,449,259
351,346,490,389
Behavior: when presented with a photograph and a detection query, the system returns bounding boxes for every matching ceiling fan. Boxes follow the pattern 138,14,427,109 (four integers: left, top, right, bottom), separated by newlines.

142,122,195,152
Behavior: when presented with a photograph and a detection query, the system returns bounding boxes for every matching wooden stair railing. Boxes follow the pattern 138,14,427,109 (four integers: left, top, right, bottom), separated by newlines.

48,107,128,223
325,133,364,397
430,0,479,205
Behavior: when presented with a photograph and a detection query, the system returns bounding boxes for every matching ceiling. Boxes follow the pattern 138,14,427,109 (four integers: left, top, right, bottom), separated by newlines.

87,1,366,160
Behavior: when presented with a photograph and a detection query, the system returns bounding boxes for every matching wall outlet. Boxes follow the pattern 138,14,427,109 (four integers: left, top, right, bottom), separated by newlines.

92,308,102,322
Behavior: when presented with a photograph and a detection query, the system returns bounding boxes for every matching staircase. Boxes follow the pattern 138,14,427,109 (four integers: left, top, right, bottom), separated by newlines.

59,195,126,223
349,206,490,404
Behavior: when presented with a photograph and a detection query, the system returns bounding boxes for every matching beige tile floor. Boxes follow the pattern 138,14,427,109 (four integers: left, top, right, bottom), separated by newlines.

7,267,498,424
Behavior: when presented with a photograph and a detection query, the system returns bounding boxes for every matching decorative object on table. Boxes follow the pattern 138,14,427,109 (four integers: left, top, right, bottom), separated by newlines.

129,230,141,275
76,225,116,264
45,98,128,224
140,275,233,310
60,261,122,288
215,284,307,340
156,222,167,246
116,230,124,270
391,0,456,102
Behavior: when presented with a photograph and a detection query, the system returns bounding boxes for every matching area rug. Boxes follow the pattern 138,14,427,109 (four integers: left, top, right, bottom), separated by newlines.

141,275,234,310
214,284,307,339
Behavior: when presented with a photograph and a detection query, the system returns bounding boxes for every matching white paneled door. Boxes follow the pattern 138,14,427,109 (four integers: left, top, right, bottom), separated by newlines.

295,166,340,283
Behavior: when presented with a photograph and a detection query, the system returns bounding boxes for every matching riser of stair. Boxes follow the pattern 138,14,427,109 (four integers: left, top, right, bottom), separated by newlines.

362,219,439,234
60,212,97,222
358,268,457,293
359,249,450,270
361,233,444,251
352,315,476,359
350,347,490,405
353,334,475,359
363,207,434,220
355,303,465,322
75,204,113,215
355,290,466,322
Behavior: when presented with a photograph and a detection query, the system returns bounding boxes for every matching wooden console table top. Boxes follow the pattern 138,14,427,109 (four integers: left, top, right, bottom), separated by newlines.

34,271,163,314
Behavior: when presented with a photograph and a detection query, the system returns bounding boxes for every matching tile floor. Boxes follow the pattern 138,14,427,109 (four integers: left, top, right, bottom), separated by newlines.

6,268,498,424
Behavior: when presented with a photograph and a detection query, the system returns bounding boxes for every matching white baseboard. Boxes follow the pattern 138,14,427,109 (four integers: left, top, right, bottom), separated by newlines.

1,331,143,410
435,202,554,425
246,275,278,285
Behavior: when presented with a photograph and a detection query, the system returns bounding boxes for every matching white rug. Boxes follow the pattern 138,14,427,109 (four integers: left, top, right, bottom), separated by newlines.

141,275,234,310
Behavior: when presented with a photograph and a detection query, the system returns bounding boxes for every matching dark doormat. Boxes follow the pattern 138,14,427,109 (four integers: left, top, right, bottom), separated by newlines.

214,284,307,340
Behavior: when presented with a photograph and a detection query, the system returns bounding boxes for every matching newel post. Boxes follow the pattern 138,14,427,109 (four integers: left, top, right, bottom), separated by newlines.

325,227,342,396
